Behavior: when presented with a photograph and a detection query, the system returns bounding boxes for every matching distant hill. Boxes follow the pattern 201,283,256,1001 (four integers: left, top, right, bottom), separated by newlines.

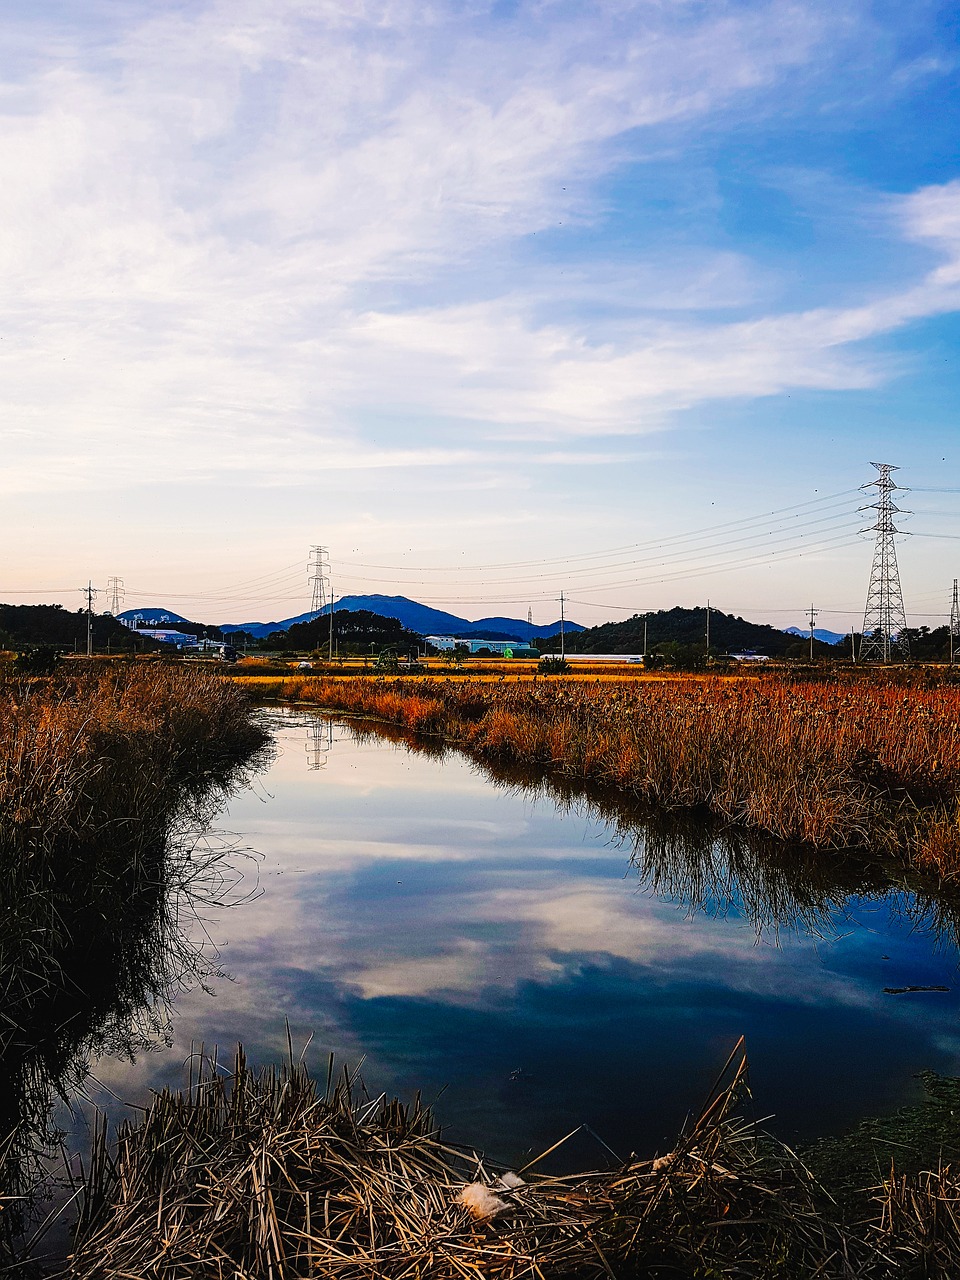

279,609,424,654
219,609,321,638
555,607,811,657
117,608,193,627
0,603,137,649
784,626,846,646
117,609,223,640
218,595,583,641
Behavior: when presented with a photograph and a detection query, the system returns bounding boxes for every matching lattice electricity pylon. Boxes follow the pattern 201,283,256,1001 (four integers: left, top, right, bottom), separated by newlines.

951,578,960,665
308,545,330,618
105,576,124,616
859,462,910,663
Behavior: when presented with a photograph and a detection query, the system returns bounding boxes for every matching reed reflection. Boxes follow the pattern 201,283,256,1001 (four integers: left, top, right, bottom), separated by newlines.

0,754,268,1269
333,714,960,953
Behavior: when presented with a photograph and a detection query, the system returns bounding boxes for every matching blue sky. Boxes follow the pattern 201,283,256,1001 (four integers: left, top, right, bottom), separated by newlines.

1,0,958,629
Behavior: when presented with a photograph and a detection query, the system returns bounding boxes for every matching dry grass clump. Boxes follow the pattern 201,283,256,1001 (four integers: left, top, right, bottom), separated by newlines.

0,664,268,1251
878,1165,960,1275
66,1041,960,1280
0,664,267,1041
267,675,960,873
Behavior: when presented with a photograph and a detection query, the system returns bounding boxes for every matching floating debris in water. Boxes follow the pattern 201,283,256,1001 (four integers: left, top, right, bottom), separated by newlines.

883,984,951,994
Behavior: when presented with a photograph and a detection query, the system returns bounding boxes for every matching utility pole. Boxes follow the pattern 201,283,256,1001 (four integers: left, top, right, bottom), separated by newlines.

705,600,710,655
860,462,910,663
808,603,819,662
559,592,566,659
80,582,98,656
951,578,960,666
105,576,124,616
329,589,335,661
643,615,648,658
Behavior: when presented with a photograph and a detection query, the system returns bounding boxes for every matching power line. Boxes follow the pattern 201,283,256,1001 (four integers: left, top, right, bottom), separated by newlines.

337,489,861,575
339,509,864,590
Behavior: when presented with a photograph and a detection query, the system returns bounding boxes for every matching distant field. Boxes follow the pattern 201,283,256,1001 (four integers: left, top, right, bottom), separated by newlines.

232,669,703,684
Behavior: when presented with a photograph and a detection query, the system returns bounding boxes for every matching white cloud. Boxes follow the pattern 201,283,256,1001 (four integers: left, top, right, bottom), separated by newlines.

0,0,863,494
0,0,957,547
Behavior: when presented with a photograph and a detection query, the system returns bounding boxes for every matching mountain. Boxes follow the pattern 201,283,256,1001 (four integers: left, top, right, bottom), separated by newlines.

784,626,846,646
219,595,583,641
558,606,802,656
219,609,321,639
117,608,193,627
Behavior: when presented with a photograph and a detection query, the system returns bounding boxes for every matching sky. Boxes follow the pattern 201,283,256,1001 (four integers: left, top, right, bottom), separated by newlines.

1,0,959,630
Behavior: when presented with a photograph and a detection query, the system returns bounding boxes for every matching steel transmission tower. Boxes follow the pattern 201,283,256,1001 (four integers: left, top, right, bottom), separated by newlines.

859,463,910,663
950,578,960,665
307,546,330,617
105,576,124,616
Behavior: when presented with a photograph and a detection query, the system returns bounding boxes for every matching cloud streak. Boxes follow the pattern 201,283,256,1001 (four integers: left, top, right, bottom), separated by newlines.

6,0,945,494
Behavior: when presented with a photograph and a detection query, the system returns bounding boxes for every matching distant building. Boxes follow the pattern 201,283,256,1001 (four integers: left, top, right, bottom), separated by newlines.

564,654,644,663
425,636,538,658
134,628,199,649
728,651,770,663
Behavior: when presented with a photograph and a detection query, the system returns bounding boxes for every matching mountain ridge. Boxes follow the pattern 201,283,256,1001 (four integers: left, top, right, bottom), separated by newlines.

117,599,848,649
216,595,583,641
559,607,846,656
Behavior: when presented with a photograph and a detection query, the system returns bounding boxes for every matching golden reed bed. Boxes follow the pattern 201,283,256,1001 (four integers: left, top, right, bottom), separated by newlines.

240,673,960,878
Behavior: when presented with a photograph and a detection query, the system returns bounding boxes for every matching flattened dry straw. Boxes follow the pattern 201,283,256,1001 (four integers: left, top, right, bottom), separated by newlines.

66,1040,887,1280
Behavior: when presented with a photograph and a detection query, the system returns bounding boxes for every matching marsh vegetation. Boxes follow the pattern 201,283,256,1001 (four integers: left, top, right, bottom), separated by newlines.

64,1040,960,1280
0,664,268,1266
7,668,960,1276
270,673,960,879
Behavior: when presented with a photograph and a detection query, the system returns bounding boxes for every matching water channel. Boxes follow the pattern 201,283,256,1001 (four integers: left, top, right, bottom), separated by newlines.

59,706,960,1176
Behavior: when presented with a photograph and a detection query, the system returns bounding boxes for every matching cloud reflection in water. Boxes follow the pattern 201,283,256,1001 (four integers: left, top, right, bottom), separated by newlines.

82,710,960,1165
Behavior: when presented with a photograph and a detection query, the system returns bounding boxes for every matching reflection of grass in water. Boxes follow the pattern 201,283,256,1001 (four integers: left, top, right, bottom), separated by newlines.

278,674,960,877
2,815,261,1267
0,665,270,1266
336,712,960,951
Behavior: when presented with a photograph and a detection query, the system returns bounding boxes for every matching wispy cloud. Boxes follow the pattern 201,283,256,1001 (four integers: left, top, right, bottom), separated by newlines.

0,0,892,495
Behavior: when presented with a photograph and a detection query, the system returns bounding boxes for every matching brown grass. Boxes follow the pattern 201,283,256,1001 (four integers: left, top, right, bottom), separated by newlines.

65,1039,960,1279
0,663,269,1255
259,674,960,874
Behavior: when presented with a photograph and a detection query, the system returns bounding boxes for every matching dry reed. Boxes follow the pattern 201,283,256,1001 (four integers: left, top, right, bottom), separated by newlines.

0,663,267,1050
0,663,268,1258
259,674,960,875
65,1039,960,1280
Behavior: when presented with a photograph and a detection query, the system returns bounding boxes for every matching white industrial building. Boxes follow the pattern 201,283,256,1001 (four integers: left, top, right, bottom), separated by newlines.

425,636,539,657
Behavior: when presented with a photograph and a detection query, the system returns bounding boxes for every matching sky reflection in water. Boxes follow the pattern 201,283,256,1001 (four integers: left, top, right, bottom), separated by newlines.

81,710,960,1166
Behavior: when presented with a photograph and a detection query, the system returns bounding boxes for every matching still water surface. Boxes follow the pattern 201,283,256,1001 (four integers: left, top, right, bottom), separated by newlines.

74,709,960,1166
